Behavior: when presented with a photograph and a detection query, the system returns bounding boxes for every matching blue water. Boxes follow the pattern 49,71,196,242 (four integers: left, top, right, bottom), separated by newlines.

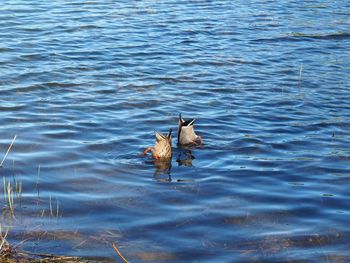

1,1,350,262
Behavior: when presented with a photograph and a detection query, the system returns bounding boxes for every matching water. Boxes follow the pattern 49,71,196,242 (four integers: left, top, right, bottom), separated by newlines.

1,0,350,262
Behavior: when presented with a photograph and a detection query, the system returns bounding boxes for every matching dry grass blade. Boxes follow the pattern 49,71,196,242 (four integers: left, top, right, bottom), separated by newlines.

3,177,6,202
7,181,13,212
49,195,53,218
56,198,60,218
0,135,17,167
0,224,10,251
112,242,129,263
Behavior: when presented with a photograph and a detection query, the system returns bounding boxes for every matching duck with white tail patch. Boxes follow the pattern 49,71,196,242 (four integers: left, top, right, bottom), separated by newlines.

177,114,202,146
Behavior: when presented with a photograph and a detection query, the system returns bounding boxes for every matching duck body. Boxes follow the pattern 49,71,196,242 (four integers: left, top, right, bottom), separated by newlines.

178,114,202,145
143,129,172,159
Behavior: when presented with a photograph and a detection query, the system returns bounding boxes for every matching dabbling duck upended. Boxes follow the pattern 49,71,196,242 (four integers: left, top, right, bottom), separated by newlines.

143,129,172,160
177,114,202,146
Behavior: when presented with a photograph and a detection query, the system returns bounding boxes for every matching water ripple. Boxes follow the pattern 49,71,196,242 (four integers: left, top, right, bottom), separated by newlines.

0,0,350,262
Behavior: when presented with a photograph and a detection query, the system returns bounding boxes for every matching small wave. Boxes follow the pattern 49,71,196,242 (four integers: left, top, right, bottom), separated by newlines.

0,47,14,52
291,31,350,40
252,32,350,43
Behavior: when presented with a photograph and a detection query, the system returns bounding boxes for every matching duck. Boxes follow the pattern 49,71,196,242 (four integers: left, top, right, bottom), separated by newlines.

178,114,202,145
143,129,172,160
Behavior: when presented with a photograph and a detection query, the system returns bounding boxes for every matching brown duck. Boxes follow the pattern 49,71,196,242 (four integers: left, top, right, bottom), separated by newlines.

178,114,202,145
143,129,172,160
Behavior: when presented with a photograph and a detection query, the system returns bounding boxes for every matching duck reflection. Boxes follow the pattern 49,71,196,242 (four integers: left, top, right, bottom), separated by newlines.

176,149,195,167
153,157,172,182
149,147,197,182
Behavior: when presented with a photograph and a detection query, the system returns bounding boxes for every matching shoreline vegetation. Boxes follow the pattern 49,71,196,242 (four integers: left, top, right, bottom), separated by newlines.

0,136,129,263
0,245,128,263
0,238,128,263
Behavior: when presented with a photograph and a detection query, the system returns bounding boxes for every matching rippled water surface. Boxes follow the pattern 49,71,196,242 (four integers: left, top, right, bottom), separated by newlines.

1,0,350,262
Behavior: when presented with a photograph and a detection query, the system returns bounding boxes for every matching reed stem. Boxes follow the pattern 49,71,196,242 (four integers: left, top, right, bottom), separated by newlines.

0,135,17,167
